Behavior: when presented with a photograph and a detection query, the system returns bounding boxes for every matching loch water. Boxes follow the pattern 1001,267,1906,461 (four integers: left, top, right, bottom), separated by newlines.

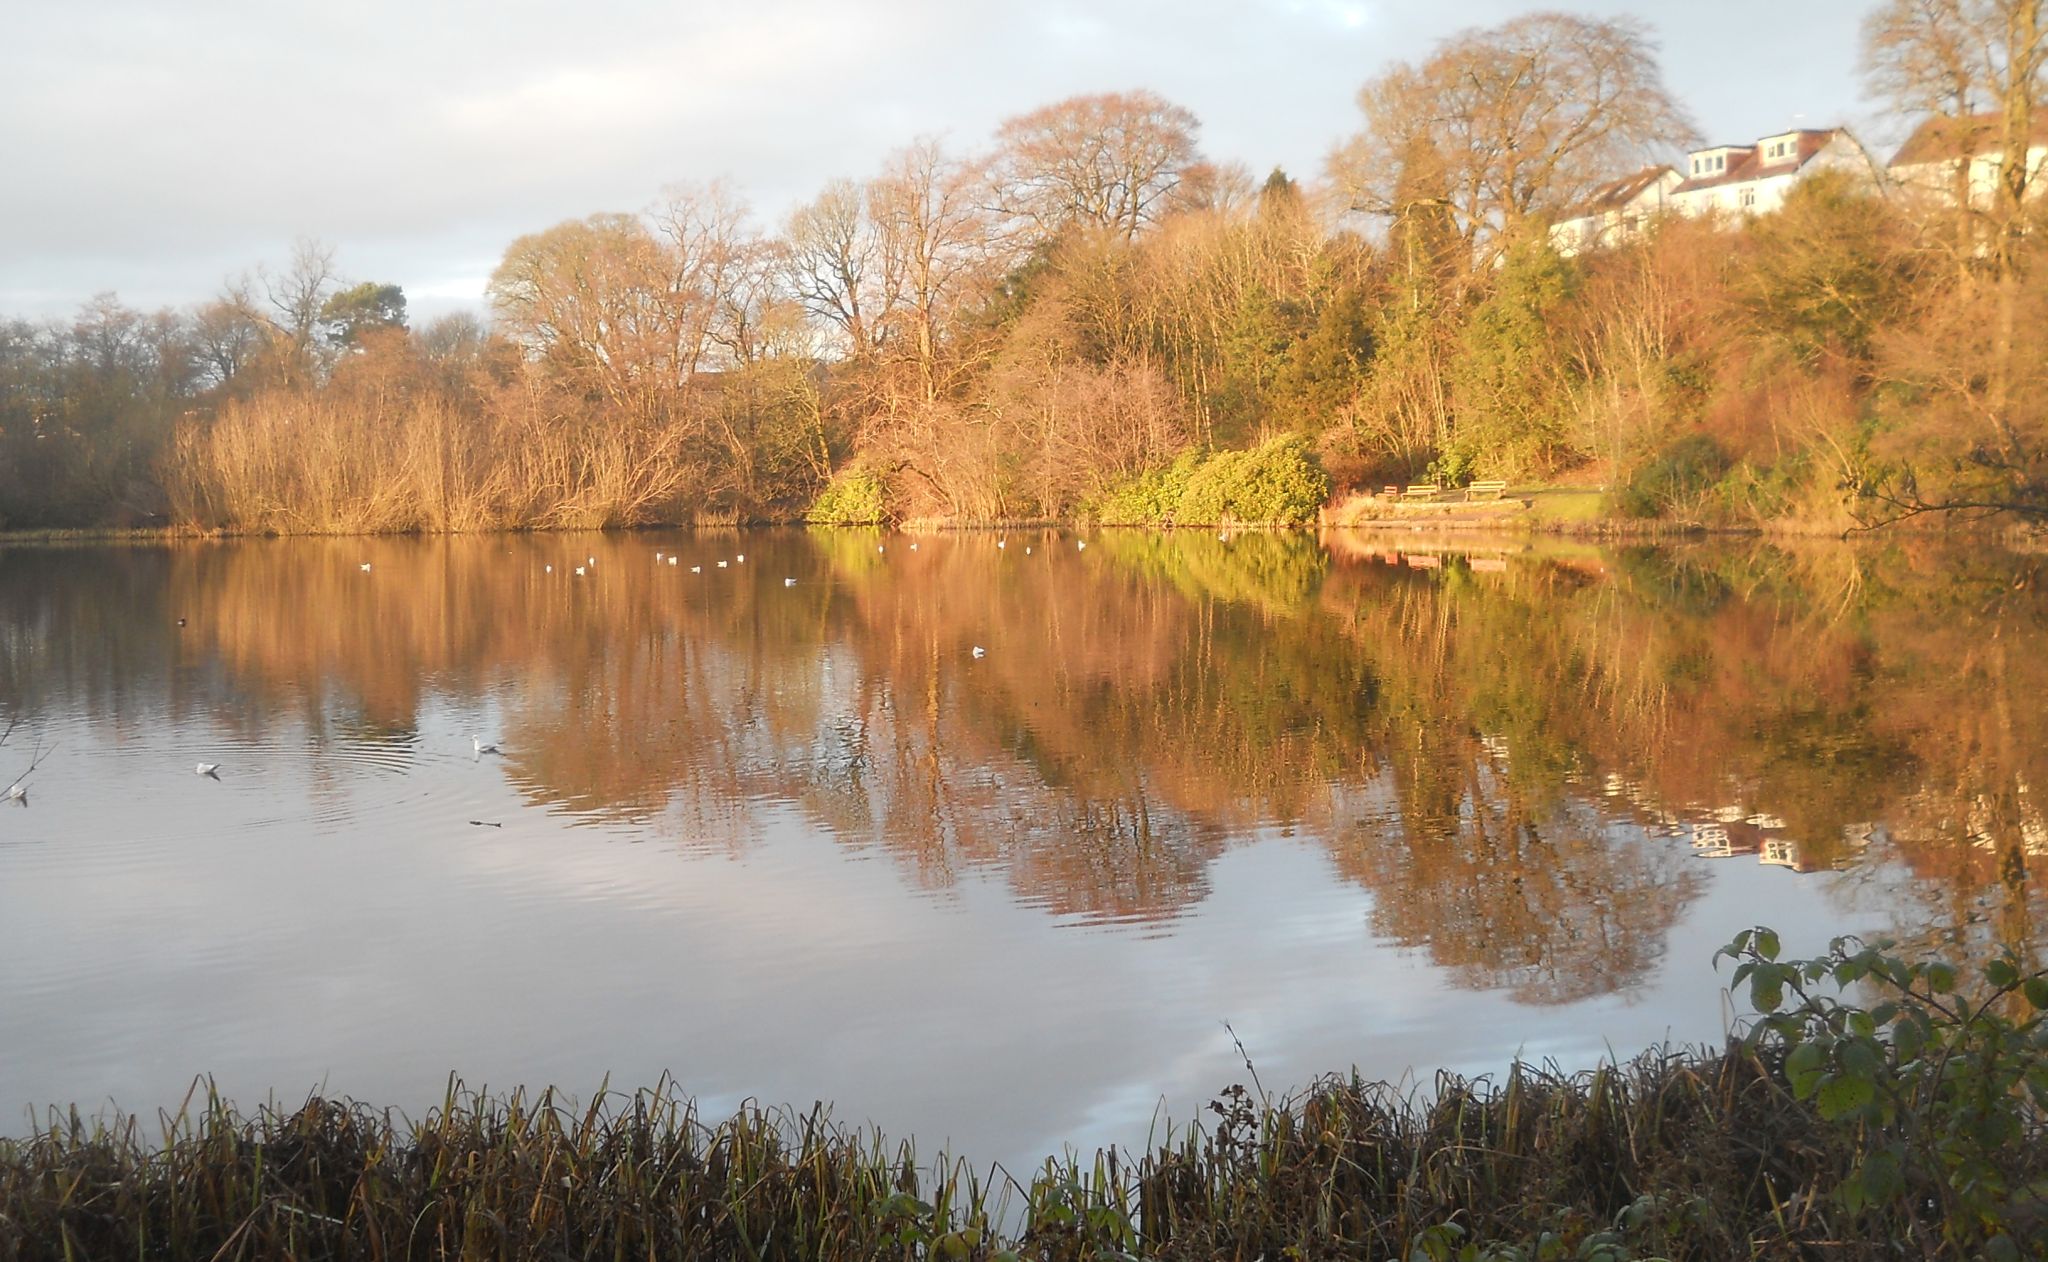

0,529,2039,1172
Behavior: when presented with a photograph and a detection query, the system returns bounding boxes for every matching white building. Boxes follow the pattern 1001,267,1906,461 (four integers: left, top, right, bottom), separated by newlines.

1548,166,1681,256
1551,128,1875,255
1887,111,2048,211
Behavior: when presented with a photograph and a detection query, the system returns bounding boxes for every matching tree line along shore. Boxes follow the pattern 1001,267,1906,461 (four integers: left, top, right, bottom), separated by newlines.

6,4,2048,539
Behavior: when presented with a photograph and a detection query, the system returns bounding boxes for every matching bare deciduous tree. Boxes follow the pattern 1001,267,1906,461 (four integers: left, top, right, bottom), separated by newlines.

989,91,1204,242
783,179,900,360
649,181,752,375
489,186,748,421
869,139,1006,406
1865,0,1987,123
1862,0,2043,261
1330,13,1696,268
261,239,338,386
489,213,674,415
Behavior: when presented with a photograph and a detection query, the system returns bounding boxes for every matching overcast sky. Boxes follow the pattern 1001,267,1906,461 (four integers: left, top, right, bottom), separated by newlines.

1,1,1891,321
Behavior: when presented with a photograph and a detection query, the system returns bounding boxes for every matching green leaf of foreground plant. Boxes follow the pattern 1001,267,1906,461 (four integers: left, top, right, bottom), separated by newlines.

1786,1042,1826,1099
1816,1074,1874,1121
1751,977,1784,1013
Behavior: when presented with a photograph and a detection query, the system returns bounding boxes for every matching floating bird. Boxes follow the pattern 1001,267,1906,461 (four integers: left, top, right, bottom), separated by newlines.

878,545,885,554
997,540,1006,550
736,554,745,563
359,563,372,572
5,783,23,807
655,551,664,560
176,617,187,627
971,646,986,659
1077,540,1086,551
909,543,918,551
717,560,728,568
574,566,586,576
668,556,679,566
1219,533,1228,541
195,763,220,779
472,736,500,757
1024,547,1032,555
691,565,702,574
784,577,797,587
587,556,596,566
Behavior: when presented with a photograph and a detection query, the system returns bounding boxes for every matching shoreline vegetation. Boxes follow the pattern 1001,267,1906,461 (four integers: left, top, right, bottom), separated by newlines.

0,503,2036,547
8,11,2048,539
3,932,2043,1261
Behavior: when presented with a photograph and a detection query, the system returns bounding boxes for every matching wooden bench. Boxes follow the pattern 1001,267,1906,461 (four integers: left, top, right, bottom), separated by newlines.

1466,480,1508,502
1403,483,1443,502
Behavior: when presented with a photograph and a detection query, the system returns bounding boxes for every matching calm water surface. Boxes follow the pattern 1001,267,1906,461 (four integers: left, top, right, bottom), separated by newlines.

0,530,2040,1171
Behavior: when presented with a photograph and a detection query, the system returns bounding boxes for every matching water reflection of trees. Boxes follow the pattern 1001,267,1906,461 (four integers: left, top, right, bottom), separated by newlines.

0,532,2040,994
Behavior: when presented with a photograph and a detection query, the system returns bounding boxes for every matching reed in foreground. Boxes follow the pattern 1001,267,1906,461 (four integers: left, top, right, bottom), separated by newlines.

1,930,2042,1260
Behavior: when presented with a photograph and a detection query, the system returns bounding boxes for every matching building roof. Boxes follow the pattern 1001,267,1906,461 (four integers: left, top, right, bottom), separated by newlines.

1670,128,1844,196
1562,165,1677,219
1890,111,2048,168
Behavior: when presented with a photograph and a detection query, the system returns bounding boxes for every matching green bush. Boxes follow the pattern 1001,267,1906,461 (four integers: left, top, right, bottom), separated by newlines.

1175,449,1250,525
1612,434,1731,520
1091,449,1206,526
1100,437,1330,528
1235,436,1331,525
805,466,888,525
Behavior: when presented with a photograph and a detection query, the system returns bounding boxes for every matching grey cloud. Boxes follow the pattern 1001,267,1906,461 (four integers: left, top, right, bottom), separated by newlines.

1,0,1870,317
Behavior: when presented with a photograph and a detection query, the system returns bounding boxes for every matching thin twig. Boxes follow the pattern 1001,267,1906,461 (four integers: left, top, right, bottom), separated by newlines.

6,736,56,796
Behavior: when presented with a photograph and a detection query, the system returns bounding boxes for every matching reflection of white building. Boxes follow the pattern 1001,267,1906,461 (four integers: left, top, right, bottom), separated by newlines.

1690,822,1735,857
1687,815,1844,874
1888,112,2048,212
1552,128,1875,255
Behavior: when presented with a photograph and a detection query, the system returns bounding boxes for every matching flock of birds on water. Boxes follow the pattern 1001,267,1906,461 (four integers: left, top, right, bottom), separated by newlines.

3,532,1228,813
347,535,1137,669
0,671,515,809
3,734,510,811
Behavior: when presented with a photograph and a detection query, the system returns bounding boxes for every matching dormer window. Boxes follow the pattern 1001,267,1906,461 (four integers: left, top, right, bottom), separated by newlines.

1690,146,1763,179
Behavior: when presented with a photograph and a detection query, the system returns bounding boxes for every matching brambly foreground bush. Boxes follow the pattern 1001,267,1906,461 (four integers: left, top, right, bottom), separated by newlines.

1,931,2042,1261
